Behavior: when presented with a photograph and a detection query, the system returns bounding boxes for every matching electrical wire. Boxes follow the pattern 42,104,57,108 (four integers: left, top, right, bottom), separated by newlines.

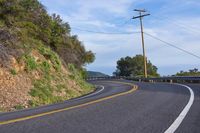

144,32,200,59
115,18,132,27
71,27,140,35
151,15,200,35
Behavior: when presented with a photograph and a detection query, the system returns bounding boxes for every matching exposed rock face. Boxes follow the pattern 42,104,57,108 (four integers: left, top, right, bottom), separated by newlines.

0,44,31,111
0,69,32,111
0,44,22,69
0,29,17,44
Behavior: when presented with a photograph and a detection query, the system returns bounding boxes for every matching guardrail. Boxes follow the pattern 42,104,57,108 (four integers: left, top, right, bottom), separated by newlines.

86,76,123,81
86,76,200,83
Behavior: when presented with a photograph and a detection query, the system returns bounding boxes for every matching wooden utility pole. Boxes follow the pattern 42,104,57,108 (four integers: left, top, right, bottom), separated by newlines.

132,9,150,78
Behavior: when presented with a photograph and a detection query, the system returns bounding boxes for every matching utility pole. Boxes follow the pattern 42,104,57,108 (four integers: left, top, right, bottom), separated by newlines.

132,9,150,78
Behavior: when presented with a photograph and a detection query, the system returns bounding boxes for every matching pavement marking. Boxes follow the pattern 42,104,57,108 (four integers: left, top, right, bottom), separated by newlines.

0,81,138,125
75,85,104,100
164,83,194,133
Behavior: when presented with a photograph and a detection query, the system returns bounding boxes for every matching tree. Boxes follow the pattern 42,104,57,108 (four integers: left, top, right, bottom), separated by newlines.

84,51,95,64
176,68,200,76
0,0,95,68
114,55,159,77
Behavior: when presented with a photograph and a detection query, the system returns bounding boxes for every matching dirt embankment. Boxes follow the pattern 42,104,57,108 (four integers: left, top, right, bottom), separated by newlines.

0,44,93,111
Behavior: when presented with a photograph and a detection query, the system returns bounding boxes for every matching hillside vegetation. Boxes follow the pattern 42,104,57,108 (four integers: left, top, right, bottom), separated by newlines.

0,0,95,111
175,68,200,76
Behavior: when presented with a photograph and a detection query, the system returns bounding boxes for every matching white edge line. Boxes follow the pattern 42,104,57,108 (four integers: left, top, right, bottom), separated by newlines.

75,85,105,100
164,83,194,133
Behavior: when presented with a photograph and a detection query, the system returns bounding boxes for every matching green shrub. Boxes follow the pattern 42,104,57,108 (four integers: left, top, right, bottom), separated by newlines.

29,79,53,105
10,69,17,75
40,61,51,80
68,63,94,94
14,105,24,110
0,107,5,112
68,63,76,72
24,55,37,72
28,100,38,107
0,20,4,27
65,89,78,98
29,79,68,105
40,61,50,73
56,84,66,92
38,46,61,71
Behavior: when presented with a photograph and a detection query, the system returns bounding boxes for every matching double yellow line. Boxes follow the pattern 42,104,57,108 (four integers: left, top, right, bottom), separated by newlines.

0,81,138,125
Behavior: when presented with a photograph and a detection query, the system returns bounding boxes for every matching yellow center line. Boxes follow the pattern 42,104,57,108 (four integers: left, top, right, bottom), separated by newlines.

0,81,138,125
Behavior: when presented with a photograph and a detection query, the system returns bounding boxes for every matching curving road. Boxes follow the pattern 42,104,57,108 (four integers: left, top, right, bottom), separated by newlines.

0,80,199,133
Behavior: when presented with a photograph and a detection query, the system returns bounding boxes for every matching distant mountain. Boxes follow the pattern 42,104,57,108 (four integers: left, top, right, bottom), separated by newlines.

87,71,109,77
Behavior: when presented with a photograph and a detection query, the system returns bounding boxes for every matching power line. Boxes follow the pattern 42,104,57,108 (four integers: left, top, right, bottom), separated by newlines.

159,15,200,31
151,15,200,35
71,27,140,35
144,32,200,59
115,18,132,26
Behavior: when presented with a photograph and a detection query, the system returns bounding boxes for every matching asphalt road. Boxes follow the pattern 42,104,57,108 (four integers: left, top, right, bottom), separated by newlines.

0,80,199,133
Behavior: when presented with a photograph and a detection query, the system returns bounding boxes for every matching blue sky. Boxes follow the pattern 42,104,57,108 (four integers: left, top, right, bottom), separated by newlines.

39,0,200,76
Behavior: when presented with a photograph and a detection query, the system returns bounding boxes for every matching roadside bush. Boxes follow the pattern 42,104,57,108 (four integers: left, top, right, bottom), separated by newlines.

38,46,61,71
10,69,17,75
24,55,37,72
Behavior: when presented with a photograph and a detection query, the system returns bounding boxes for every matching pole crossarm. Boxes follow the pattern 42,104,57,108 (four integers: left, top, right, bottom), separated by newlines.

132,14,150,19
134,9,146,12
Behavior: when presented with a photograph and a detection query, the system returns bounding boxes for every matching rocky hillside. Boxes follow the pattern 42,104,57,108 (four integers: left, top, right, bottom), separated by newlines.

0,0,95,111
